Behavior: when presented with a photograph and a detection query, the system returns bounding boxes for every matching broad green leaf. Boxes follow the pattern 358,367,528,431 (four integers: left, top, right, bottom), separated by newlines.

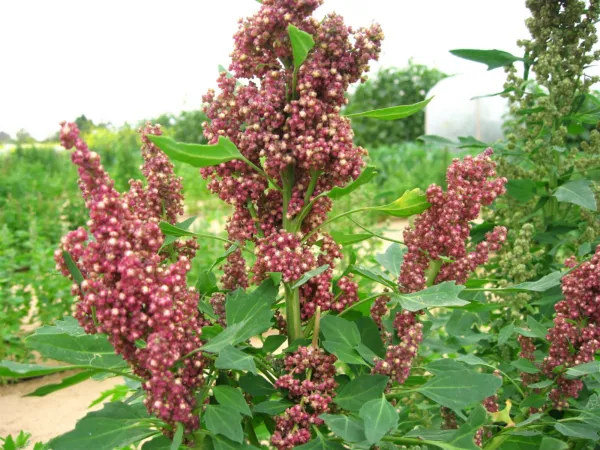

450,49,523,70
196,270,218,296
356,316,386,359
319,414,367,442
0,361,80,379
26,318,125,369
506,179,537,203
291,264,330,289
375,243,407,278
261,335,286,353
417,135,456,146
335,374,389,411
498,322,515,345
161,216,197,248
253,400,294,415
554,179,597,211
267,272,282,286
295,435,346,450
62,250,84,285
215,346,257,375
520,393,547,408
565,360,600,377
457,136,488,149
142,435,172,450
148,135,243,168
204,405,243,443
390,282,469,312
540,437,569,450
238,373,276,397
170,423,183,450
416,370,502,411
554,422,599,440
370,188,431,217
48,402,155,450
456,354,488,367
211,434,258,450
345,97,433,120
510,271,563,292
525,316,548,340
528,380,554,389
320,315,361,347
438,405,487,450
322,341,367,366
425,358,468,375
327,166,378,200
26,370,96,397
160,221,195,239
349,265,395,288
511,358,540,374
329,231,372,246
355,342,378,364
287,25,315,69
213,385,252,417
359,397,398,444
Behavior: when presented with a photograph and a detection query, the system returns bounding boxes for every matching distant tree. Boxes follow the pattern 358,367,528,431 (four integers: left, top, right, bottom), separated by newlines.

15,129,35,144
74,115,95,133
0,131,11,143
345,61,447,147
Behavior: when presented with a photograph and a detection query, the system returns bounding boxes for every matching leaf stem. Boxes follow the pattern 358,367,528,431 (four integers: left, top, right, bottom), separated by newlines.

348,218,405,245
301,207,370,243
240,156,283,192
338,292,391,316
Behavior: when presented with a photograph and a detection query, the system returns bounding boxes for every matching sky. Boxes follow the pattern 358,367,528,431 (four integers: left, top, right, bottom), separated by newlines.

0,0,531,140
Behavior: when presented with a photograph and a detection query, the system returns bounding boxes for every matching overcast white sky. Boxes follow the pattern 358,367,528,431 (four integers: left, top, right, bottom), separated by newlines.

0,0,531,140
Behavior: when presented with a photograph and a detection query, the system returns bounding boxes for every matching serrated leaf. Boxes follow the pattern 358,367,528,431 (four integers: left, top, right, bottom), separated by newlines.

376,243,407,278
356,316,386,359
288,25,315,69
554,422,599,440
345,97,433,120
457,136,488,148
204,405,243,443
450,48,523,70
359,397,398,444
526,316,548,340
295,435,346,450
238,373,275,397
565,360,600,377
148,135,243,168
391,282,469,312
329,231,372,246
554,179,597,211
320,315,361,347
261,335,286,353
253,400,294,415
349,264,395,288
510,271,563,292
213,386,252,417
319,414,367,442
417,135,456,146
527,380,553,389
416,370,502,411
26,370,97,397
370,188,431,217
291,264,329,289
48,402,155,450
334,374,389,412
540,437,569,450
211,434,258,450
62,250,84,285
511,358,540,374
196,270,218,296
498,322,515,345
327,166,377,200
0,361,81,379
215,346,257,375
322,341,367,366
506,179,537,203
161,216,197,248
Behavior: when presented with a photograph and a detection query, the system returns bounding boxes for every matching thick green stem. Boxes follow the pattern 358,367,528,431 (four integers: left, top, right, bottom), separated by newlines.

425,259,442,287
285,284,303,343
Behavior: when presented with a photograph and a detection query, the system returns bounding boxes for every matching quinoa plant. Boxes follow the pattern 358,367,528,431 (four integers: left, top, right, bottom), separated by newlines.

2,1,600,449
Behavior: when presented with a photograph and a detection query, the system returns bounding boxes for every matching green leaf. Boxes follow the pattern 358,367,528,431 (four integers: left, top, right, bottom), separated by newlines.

511,358,540,374
390,282,469,312
204,405,243,443
416,370,502,411
295,435,345,450
457,136,488,149
349,265,395,288
142,435,172,450
267,272,282,286
334,374,389,412
253,400,294,415
359,397,398,444
540,437,569,450
161,216,197,248
148,135,243,168
320,315,361,347
319,414,367,442
376,243,406,278
25,317,125,369
329,231,372,246
287,25,315,69
528,380,554,389
48,402,155,450
498,322,515,345
0,361,80,379
417,135,456,146
450,49,523,70
26,370,97,397
160,221,196,239
510,271,563,292
202,280,277,353
215,346,257,375
525,316,548,340
554,423,599,440
438,405,487,450
554,179,597,211
170,423,183,450
196,270,218,296
213,385,252,417
210,434,257,450
506,179,537,203
238,373,276,397
370,188,431,217
356,316,386,359
327,166,378,200
471,86,515,100
345,97,433,120
291,264,330,289
565,360,600,377
62,250,84,285
261,335,287,353
322,341,367,366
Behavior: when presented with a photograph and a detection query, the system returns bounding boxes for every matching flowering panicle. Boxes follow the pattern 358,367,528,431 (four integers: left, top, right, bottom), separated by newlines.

272,346,337,449
543,247,600,409
55,122,207,433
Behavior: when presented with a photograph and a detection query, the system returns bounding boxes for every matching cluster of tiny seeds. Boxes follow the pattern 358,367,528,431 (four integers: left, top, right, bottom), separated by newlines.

542,246,600,409
518,335,540,388
55,122,207,433
272,346,338,449
209,293,227,327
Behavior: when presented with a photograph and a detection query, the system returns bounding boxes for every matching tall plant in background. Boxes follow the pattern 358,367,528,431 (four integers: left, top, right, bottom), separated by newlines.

345,62,447,147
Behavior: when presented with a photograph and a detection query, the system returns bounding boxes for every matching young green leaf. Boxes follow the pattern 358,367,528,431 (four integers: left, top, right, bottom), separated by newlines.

161,216,197,248
498,322,515,345
565,360,600,377
253,399,294,415
329,231,373,246
171,423,183,450
291,264,330,289
449,49,523,70
322,341,368,366
510,271,563,292
511,358,540,374
213,385,252,417
287,25,315,69
506,179,537,203
62,250,84,285
375,243,407,278
26,370,96,397
238,373,276,397
417,135,456,146
359,397,399,444
553,179,598,211
345,97,433,120
261,335,287,354
204,405,243,443
295,435,346,450
320,315,361,348
0,361,81,379
327,166,378,200
319,414,367,442
215,346,257,375
440,405,487,450
369,188,431,217
334,374,389,411
554,423,599,440
349,265,396,288
390,282,469,312
148,135,243,168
